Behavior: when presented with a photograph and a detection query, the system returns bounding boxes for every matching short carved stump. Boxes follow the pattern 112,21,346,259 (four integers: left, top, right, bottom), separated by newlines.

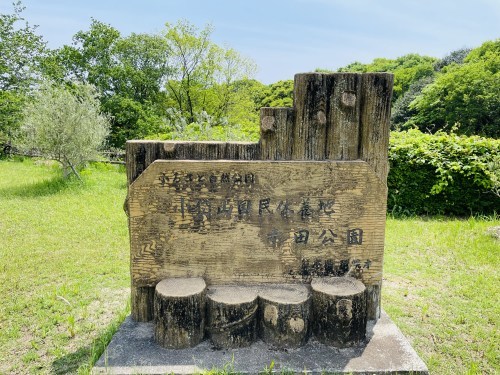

154,277,206,349
206,286,258,349
311,277,366,348
259,284,311,348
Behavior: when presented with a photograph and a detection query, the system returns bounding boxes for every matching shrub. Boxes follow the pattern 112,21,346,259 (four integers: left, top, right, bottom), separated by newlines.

388,130,500,216
18,81,110,179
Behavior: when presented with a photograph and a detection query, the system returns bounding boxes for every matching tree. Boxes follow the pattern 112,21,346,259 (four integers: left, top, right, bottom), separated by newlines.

410,40,500,138
18,82,110,179
163,21,256,125
390,76,434,130
335,54,437,101
43,20,170,147
258,80,294,108
434,47,472,71
0,1,45,144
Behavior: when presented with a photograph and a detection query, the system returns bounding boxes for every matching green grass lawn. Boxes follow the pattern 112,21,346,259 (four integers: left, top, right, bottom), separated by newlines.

0,158,498,374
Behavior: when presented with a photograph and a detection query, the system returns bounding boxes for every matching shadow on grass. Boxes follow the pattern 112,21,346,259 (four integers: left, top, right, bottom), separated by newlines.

52,346,91,375
51,308,128,375
0,175,78,198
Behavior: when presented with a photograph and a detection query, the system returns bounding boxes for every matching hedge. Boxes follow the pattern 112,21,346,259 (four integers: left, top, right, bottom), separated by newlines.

388,129,499,216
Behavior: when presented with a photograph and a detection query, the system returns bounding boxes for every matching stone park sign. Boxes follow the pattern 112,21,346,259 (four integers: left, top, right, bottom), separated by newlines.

126,72,392,349
128,159,386,349
97,72,427,373
94,73,427,374
129,160,385,297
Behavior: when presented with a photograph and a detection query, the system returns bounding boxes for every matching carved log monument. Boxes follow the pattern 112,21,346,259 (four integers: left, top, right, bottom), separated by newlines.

125,72,393,350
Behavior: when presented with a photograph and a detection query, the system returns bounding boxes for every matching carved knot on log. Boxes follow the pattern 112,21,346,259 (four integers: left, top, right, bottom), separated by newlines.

311,276,367,348
316,110,327,125
341,91,357,108
261,115,276,133
163,142,176,153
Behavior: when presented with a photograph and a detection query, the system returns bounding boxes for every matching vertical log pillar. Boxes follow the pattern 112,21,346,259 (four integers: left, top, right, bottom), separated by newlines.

311,277,367,347
325,73,362,160
292,73,328,160
259,107,294,160
153,277,206,349
359,73,393,320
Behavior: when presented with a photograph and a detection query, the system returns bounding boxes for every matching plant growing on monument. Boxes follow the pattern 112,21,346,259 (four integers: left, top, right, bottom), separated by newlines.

18,81,110,179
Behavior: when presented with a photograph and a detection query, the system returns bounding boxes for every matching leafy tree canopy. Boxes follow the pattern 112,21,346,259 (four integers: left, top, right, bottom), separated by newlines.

17,81,110,179
0,1,46,143
333,54,437,101
258,79,294,108
162,20,257,128
409,40,499,138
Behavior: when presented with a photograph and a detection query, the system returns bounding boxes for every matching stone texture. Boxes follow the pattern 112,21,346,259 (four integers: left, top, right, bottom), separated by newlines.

93,310,428,375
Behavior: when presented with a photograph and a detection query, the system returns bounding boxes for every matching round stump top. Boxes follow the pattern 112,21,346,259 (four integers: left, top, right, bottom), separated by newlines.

311,277,365,296
155,277,206,297
207,285,258,305
258,283,310,304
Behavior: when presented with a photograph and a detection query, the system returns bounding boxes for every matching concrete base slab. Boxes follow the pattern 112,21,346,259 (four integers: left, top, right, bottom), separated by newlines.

93,310,428,374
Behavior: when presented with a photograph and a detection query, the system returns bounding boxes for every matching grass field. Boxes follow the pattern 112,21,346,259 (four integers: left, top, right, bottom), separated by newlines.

0,158,498,374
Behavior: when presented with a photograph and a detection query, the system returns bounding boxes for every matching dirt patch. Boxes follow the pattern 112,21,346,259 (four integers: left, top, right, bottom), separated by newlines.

486,226,500,240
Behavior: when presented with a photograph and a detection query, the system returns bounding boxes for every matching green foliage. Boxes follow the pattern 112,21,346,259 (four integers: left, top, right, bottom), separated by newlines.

156,109,259,142
0,90,24,145
0,1,46,142
388,130,500,216
103,95,166,147
336,54,437,101
17,82,110,178
43,19,170,147
43,19,258,146
390,76,434,130
0,1,46,91
465,39,500,63
163,20,257,126
410,40,500,138
258,79,294,108
434,47,472,71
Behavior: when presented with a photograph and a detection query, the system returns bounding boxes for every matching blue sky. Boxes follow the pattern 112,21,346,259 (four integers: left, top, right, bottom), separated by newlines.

2,0,499,83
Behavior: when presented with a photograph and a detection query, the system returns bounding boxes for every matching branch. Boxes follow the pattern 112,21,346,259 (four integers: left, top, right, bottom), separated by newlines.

63,154,83,182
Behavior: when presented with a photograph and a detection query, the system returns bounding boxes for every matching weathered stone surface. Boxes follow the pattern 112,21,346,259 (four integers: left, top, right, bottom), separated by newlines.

311,276,367,347
258,284,311,348
206,285,258,349
93,310,429,375
128,160,386,291
154,278,206,349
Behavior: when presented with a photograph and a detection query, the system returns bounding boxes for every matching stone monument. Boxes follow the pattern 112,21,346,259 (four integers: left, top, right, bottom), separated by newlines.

94,72,428,374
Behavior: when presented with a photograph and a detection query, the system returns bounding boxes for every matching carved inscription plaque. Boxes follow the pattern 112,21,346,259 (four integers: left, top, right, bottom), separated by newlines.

129,160,386,288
